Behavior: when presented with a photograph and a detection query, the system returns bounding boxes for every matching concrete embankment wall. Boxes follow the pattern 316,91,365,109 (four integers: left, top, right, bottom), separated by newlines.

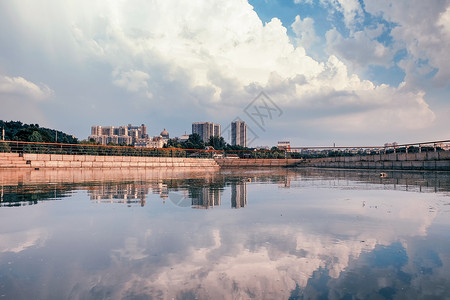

0,153,219,169
215,158,302,168
301,151,450,171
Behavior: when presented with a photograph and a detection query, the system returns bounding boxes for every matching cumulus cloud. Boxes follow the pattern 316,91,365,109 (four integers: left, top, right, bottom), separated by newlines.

61,0,435,134
364,0,450,86
326,27,392,70
323,0,364,31
0,74,54,101
291,15,319,49
112,69,153,99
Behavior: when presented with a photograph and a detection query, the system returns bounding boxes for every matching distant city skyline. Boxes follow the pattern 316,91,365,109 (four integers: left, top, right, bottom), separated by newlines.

2,1,450,146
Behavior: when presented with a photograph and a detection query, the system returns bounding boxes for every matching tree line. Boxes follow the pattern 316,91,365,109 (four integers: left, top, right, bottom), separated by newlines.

165,133,249,151
0,120,78,144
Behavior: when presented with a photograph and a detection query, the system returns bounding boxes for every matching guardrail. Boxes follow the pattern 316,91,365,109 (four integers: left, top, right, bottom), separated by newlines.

0,141,216,158
1,139,449,159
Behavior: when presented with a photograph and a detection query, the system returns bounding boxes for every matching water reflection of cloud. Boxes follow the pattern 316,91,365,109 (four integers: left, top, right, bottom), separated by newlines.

111,237,148,261
1,169,450,299
0,228,49,253
68,189,444,299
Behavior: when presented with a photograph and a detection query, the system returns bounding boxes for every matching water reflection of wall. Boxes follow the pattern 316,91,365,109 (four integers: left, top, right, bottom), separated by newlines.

231,182,247,208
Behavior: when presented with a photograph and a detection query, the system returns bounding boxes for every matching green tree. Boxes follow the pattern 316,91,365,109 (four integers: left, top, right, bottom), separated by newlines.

29,131,44,142
184,133,205,149
207,136,226,150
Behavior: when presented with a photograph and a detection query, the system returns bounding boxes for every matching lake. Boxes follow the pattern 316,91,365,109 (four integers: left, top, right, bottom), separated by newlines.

1,168,450,300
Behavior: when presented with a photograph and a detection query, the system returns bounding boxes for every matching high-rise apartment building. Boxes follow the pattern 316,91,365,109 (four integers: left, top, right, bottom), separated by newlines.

231,121,247,147
192,122,221,143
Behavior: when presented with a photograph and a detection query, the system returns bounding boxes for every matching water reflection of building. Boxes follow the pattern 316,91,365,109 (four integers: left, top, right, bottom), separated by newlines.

231,183,247,209
89,183,148,206
191,188,221,209
151,182,169,201
89,182,170,206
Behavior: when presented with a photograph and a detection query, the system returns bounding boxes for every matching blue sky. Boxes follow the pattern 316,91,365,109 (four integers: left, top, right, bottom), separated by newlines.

1,0,449,146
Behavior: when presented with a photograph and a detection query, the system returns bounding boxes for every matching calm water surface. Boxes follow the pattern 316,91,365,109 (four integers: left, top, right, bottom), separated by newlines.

1,168,450,300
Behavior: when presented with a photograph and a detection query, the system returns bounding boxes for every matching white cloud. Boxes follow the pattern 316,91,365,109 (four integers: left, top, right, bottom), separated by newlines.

323,0,364,31
0,74,54,101
113,69,153,99
326,27,392,70
0,0,443,142
294,0,313,4
364,0,450,86
291,15,319,49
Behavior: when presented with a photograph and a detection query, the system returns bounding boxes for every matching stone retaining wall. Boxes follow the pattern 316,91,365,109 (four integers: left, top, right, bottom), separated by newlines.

300,151,450,171
215,158,302,168
0,153,219,169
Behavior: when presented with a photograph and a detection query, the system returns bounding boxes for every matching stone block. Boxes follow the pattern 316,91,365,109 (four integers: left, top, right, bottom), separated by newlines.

74,155,86,162
438,151,450,159
388,153,397,161
30,161,46,168
392,161,403,169
435,160,450,171
50,154,63,161
383,161,393,169
406,153,415,161
62,155,74,161
23,153,38,160
92,161,104,168
427,152,439,160
57,161,72,168
45,161,58,168
84,155,96,162
411,161,424,170
70,161,82,168
415,152,426,160
401,161,412,169
423,161,436,170
397,154,407,161
81,161,93,168
374,161,383,169
95,156,105,162
37,154,51,161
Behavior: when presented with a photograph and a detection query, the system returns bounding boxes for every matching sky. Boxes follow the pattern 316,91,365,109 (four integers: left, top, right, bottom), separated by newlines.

1,0,449,147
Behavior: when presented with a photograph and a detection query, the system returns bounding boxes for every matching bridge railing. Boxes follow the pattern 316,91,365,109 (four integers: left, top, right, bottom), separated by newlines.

289,139,450,156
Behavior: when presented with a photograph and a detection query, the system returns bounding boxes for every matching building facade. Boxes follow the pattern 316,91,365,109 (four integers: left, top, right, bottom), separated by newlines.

192,122,221,143
231,121,247,147
89,124,148,145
